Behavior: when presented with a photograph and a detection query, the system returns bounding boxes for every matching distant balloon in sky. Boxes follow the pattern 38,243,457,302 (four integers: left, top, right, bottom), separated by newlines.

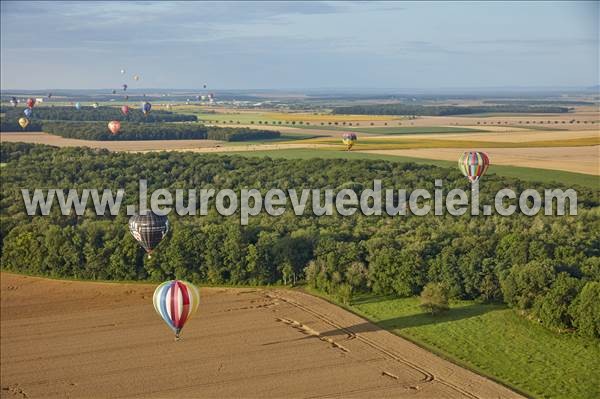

121,105,130,115
142,101,151,115
342,132,357,150
23,108,33,118
18,117,29,129
122,84,128,91
458,151,490,183
121,69,126,74
203,84,207,89
133,75,140,81
153,280,200,340
10,97,17,107
108,120,121,135
26,98,35,109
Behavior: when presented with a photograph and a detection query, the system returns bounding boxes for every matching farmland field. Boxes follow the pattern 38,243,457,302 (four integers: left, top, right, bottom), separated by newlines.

324,293,600,399
0,273,520,399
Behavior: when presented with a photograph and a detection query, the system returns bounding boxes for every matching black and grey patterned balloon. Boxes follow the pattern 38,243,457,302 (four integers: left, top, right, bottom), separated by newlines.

128,211,169,255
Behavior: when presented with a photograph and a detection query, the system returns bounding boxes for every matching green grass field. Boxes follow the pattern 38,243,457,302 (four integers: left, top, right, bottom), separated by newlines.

341,294,600,399
301,136,598,149
227,148,599,188
293,125,490,135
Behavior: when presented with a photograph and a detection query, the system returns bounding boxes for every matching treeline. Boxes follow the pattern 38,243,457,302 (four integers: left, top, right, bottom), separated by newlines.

0,117,43,132
1,143,598,337
482,100,595,106
2,106,197,123
332,104,571,116
23,121,281,141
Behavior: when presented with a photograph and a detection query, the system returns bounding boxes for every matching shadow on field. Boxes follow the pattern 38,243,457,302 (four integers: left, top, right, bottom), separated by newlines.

318,304,499,338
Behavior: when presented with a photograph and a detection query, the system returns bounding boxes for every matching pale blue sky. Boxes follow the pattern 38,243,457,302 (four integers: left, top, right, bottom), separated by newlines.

1,1,598,90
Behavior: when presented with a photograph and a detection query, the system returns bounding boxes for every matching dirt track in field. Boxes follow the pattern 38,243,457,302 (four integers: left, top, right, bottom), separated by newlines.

0,273,521,398
362,146,599,176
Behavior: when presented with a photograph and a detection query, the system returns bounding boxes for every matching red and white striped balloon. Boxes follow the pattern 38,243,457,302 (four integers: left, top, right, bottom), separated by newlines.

153,280,200,339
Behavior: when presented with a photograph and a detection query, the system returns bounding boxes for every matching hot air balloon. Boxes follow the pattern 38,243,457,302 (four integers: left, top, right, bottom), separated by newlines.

23,108,33,118
10,97,17,107
122,84,128,91
121,69,126,75
26,98,36,109
133,75,140,81
74,102,81,110
142,101,151,115
92,102,99,109
108,120,121,135
128,211,169,256
121,105,130,115
458,151,490,183
18,117,29,129
153,280,200,340
203,84,207,89
342,133,357,150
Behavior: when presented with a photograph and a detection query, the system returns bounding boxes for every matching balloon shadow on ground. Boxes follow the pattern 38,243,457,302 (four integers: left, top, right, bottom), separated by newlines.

317,303,502,338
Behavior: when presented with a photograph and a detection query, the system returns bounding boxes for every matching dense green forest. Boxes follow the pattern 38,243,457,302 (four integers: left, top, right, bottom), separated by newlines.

41,121,280,141
1,143,598,337
0,117,43,131
0,119,280,141
332,104,571,116
1,106,197,123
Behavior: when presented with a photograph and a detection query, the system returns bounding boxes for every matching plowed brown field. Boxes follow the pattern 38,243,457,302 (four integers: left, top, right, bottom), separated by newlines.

0,273,521,398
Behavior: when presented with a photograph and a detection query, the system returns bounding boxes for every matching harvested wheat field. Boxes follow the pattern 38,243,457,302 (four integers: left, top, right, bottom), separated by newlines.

363,146,599,176
0,273,520,398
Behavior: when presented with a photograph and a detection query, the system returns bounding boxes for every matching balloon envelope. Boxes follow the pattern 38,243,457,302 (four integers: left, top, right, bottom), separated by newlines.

26,98,35,108
142,101,151,114
121,105,130,115
23,108,32,118
458,151,490,183
128,211,169,254
121,69,125,74
133,75,140,81
342,132,357,150
153,280,200,338
18,117,29,129
108,120,121,135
